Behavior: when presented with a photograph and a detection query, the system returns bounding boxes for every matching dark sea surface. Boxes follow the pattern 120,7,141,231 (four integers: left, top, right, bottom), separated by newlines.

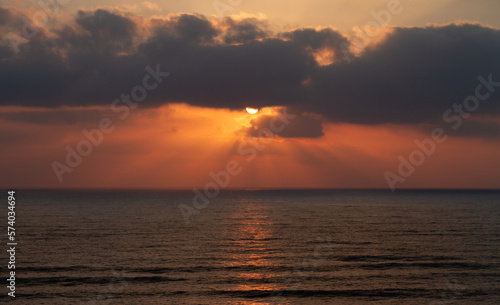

2,189,500,304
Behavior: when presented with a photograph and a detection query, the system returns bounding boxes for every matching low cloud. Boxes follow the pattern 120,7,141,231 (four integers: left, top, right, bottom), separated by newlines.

0,108,112,125
246,112,324,138
1,8,499,138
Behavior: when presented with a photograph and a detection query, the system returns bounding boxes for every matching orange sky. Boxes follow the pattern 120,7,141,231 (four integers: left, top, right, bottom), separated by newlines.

1,1,500,189
33,0,500,32
2,104,499,189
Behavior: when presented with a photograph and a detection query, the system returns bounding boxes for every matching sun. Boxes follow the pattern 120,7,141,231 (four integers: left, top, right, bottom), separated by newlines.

246,107,258,114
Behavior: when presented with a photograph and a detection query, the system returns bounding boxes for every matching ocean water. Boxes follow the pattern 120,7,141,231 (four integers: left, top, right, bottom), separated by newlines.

3,189,500,304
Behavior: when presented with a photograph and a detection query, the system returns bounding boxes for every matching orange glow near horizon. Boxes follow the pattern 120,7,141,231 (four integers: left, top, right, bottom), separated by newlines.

1,103,500,189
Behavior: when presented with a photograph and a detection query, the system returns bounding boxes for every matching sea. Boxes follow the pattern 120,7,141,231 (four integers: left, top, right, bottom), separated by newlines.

2,189,500,304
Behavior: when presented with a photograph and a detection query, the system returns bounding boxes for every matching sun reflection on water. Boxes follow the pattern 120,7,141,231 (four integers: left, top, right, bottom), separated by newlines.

222,199,282,294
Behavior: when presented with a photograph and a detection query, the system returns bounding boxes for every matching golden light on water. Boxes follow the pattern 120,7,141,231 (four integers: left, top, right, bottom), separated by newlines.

246,107,258,114
222,200,281,293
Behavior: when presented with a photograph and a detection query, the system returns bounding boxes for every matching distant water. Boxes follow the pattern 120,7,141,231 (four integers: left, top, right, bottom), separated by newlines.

3,189,500,304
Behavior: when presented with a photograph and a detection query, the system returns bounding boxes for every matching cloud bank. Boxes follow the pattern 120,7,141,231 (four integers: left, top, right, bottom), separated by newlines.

1,7,499,138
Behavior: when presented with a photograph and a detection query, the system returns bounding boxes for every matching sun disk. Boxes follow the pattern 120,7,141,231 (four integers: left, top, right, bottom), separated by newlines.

246,107,258,114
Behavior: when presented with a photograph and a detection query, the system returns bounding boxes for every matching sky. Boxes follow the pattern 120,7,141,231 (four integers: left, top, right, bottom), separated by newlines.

0,0,499,189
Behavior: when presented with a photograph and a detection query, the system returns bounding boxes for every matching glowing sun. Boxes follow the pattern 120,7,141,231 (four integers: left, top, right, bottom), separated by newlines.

246,107,258,114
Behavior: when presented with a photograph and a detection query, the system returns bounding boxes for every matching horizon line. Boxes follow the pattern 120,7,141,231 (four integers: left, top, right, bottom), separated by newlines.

2,187,500,191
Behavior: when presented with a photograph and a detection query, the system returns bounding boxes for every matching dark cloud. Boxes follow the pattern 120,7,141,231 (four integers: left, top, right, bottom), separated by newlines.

419,120,500,139
0,7,11,25
309,24,500,125
75,9,137,52
455,121,500,138
281,27,350,58
172,14,219,43
0,7,499,138
148,13,219,45
222,17,269,44
0,44,13,59
246,112,324,138
0,6,22,28
0,109,113,125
